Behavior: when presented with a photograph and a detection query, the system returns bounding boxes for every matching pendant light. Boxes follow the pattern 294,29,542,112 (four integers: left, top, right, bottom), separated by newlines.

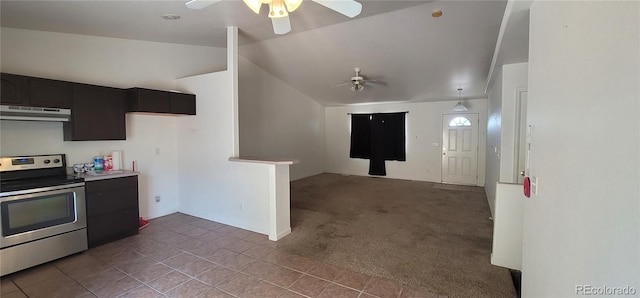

452,88,468,112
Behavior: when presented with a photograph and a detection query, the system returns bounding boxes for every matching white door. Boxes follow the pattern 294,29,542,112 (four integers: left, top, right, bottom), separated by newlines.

442,114,479,185
514,89,528,184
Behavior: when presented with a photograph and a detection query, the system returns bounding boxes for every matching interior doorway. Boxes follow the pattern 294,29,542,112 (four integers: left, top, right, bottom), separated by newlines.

442,113,479,185
514,88,528,184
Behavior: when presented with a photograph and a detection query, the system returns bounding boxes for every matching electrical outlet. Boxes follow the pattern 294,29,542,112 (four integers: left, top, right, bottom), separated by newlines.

155,195,161,202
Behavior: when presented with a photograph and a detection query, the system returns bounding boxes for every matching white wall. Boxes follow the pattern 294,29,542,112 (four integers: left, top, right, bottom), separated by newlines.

238,57,325,181
325,99,487,185
485,62,528,215
0,28,227,219
491,182,524,271
522,1,639,296
175,71,272,234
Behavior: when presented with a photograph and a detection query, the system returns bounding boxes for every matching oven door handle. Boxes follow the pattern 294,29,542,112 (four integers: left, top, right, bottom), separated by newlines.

0,182,86,198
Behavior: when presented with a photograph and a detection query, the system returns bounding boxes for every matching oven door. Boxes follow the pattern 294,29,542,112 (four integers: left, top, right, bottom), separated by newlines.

0,183,86,249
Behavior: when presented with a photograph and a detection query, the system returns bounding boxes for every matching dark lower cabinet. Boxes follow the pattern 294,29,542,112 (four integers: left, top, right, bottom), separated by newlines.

64,83,126,141
86,176,139,248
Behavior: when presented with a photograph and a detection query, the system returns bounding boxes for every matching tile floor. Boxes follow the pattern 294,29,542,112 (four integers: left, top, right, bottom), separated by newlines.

1,213,441,298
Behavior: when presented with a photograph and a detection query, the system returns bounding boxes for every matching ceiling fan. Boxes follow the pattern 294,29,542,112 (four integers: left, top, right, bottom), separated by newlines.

186,0,362,35
333,67,381,92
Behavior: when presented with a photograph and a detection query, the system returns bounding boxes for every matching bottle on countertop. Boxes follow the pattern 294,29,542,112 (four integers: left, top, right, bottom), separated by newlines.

103,154,113,171
94,156,104,173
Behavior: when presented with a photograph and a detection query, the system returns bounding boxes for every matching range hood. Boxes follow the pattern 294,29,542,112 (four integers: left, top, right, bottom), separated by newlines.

0,105,71,122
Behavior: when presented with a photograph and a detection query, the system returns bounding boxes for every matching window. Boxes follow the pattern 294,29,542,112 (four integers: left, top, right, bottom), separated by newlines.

449,116,471,127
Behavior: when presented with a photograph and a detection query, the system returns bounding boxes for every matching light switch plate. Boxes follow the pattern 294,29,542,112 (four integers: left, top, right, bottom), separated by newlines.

432,143,439,147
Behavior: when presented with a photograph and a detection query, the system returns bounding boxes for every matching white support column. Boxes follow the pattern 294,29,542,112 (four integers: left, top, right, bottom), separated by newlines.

227,26,240,157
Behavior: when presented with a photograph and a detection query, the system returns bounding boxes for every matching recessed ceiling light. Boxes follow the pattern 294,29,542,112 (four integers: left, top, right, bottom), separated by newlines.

432,9,443,18
162,14,181,20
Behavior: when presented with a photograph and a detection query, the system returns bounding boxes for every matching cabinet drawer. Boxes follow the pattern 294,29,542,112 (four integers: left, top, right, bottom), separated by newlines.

86,186,138,217
86,176,138,193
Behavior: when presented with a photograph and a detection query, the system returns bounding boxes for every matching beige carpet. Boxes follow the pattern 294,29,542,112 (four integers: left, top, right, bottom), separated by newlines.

274,173,515,298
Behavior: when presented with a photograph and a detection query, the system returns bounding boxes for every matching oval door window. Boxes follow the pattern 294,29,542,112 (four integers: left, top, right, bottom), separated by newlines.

449,116,471,127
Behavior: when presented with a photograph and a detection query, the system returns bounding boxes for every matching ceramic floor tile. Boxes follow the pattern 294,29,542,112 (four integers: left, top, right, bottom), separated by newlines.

11,265,67,288
317,283,361,298
163,253,217,277
288,274,330,297
363,277,402,298
173,238,210,253
196,230,227,243
116,257,157,274
101,249,145,268
87,242,131,261
279,255,318,272
242,244,275,259
242,281,286,298
241,260,280,279
224,239,255,253
278,290,308,298
89,275,141,298
205,248,239,264
128,262,175,283
164,278,213,298
263,267,303,288
1,291,28,298
117,285,163,298
218,253,257,271
263,251,293,266
1,278,19,295
20,275,79,298
195,266,237,286
76,268,127,290
215,272,260,296
146,270,191,293
201,288,235,297
307,262,343,281
332,269,372,291
54,253,112,280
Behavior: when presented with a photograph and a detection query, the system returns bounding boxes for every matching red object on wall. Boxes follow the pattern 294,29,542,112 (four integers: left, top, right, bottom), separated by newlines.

523,176,531,198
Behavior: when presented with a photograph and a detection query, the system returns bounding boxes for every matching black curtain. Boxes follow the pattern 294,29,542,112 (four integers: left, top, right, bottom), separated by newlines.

349,112,406,176
349,114,371,159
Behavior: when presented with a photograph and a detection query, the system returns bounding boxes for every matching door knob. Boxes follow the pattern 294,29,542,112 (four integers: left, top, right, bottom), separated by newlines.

520,170,525,177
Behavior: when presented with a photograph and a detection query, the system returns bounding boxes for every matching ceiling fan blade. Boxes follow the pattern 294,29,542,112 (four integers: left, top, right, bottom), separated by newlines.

312,0,362,18
272,16,292,35
185,0,222,10
332,82,352,87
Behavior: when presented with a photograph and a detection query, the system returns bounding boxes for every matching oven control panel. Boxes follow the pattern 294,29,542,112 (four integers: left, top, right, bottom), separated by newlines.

0,154,65,172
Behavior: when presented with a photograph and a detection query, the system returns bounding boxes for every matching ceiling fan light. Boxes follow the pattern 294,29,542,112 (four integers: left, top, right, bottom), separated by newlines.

284,0,303,12
268,0,289,18
243,0,262,14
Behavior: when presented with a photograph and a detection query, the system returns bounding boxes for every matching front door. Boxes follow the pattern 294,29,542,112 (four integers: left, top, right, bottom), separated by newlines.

442,114,479,185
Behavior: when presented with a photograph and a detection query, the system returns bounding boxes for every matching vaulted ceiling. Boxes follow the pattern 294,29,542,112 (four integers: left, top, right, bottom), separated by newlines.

1,0,507,106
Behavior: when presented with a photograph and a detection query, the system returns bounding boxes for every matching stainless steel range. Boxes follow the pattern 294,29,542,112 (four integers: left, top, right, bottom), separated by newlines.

0,154,87,276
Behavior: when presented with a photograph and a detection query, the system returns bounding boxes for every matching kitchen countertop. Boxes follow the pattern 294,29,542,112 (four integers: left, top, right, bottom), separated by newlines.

72,170,139,181
228,157,299,165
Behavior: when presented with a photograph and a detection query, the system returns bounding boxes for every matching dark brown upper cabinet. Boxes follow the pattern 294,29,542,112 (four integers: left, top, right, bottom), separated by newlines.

64,83,126,141
1,73,30,105
127,87,195,115
1,73,72,108
29,77,72,108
